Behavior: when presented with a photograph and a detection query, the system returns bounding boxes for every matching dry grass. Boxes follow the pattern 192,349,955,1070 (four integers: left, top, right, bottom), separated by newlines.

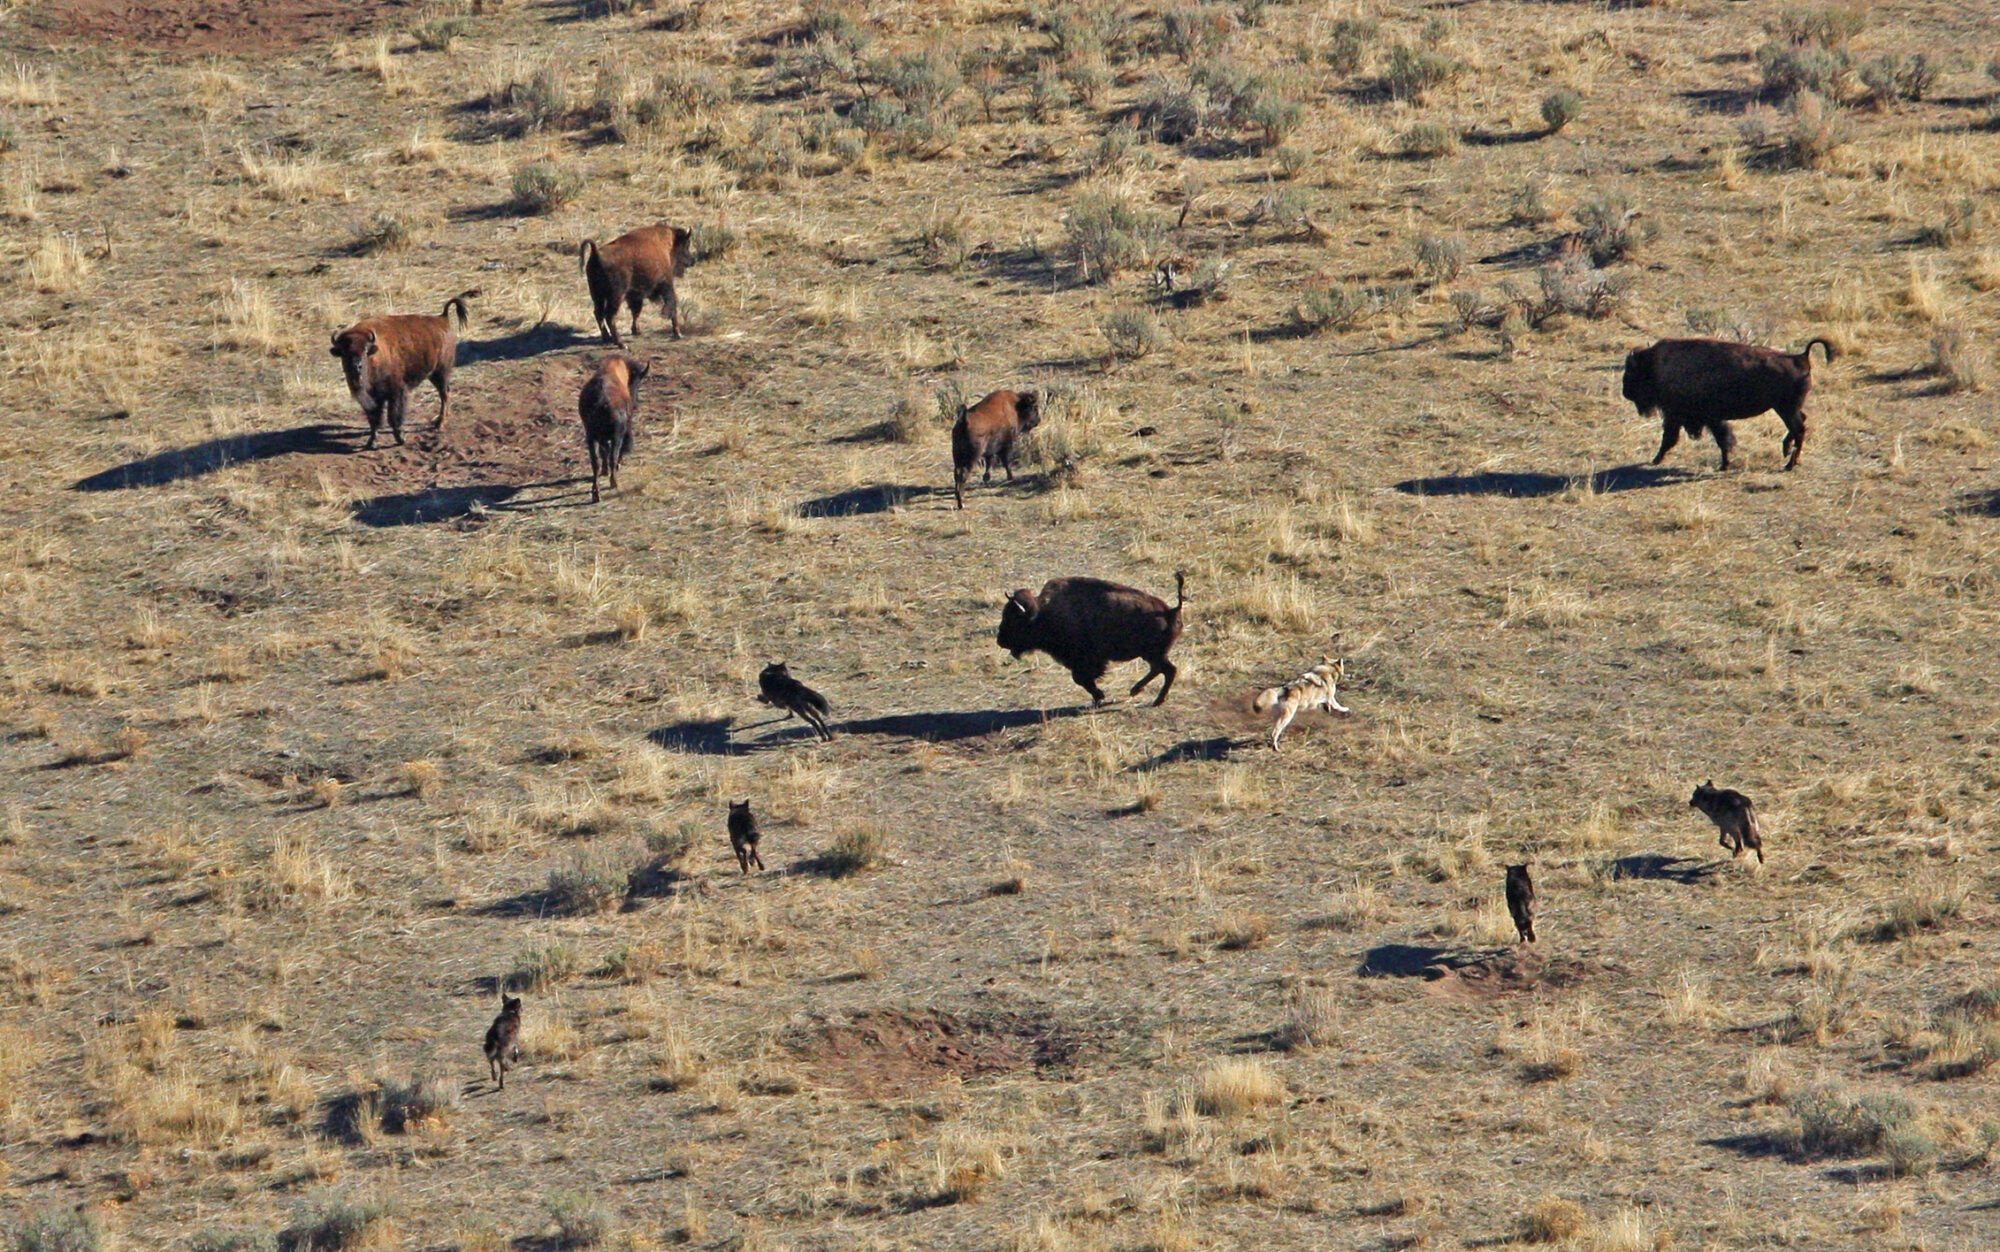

2,2,1998,1247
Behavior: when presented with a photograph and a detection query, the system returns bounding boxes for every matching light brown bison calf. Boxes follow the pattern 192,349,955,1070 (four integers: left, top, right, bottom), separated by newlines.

329,290,479,450
1623,337,1834,471
580,224,694,346
578,355,649,503
951,389,1041,509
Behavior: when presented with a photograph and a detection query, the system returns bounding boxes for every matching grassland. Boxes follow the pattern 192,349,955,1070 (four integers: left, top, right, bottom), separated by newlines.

2,0,1998,1248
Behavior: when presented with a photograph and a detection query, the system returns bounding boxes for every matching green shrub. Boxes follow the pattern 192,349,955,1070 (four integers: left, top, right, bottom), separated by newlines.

1272,144,1311,179
814,825,888,878
410,16,470,52
510,160,583,215
1060,53,1112,105
1029,66,1075,121
8,1208,102,1252
377,1070,459,1133
1774,5,1867,49
1537,254,1632,320
349,212,418,255
1063,190,1162,283
191,1231,276,1252
1790,1085,1915,1155
278,1193,395,1252
1859,52,1936,105
1928,324,1983,393
1540,89,1582,134
544,1193,613,1249
1917,198,1979,248
1757,41,1852,102
1382,44,1460,104
546,845,629,915
689,220,739,262
1324,18,1378,75
1295,282,1396,333
1136,74,1206,142
1160,4,1234,62
1101,308,1169,360
1415,232,1467,283
509,942,580,992
874,46,962,111
1576,190,1650,264
1398,120,1457,158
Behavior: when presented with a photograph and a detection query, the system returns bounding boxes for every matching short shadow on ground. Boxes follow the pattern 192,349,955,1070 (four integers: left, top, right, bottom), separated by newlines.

1358,944,1487,979
72,424,360,491
1131,737,1241,771
649,707,1078,756
1610,854,1719,884
1393,464,1694,498
351,480,584,527
800,483,946,517
459,322,597,366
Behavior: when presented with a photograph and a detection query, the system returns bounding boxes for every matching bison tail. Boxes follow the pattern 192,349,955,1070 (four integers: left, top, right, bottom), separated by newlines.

578,239,598,275
1172,569,1186,613
1800,337,1837,366
443,290,481,328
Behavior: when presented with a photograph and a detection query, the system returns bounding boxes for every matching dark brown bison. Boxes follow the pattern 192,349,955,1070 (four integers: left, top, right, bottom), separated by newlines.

952,389,1041,509
996,572,1186,706
578,355,649,503
580,224,694,346
329,290,479,450
1623,337,1835,471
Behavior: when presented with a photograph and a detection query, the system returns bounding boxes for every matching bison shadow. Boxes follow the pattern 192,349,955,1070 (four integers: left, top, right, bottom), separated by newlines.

1609,853,1719,884
350,480,585,527
799,483,947,517
1393,464,1694,498
459,322,597,366
648,707,1079,756
72,424,361,491
1953,487,2000,518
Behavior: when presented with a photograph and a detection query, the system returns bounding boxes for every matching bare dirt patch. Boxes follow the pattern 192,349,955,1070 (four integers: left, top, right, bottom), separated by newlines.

26,0,423,56
788,1009,1089,1097
261,344,748,525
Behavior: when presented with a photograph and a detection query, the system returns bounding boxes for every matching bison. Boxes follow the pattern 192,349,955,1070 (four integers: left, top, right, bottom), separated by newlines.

996,571,1186,707
580,224,694,346
1623,337,1835,471
578,355,649,503
952,389,1040,509
329,290,479,450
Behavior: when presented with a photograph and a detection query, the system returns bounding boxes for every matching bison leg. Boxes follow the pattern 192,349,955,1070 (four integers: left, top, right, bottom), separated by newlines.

431,369,451,430
626,291,645,340
953,465,968,509
588,440,603,503
386,390,408,447
664,285,682,340
1132,656,1178,707
1068,665,1108,705
361,401,382,451
1712,420,1738,471
1779,405,1806,469
1651,414,1681,466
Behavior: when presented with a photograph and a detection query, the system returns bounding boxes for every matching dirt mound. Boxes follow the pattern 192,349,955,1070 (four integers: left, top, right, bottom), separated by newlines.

30,0,424,55
1424,951,1602,1002
789,1009,1087,1097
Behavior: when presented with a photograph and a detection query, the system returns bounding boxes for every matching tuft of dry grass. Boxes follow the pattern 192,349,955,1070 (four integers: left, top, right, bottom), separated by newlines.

1192,1058,1285,1116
